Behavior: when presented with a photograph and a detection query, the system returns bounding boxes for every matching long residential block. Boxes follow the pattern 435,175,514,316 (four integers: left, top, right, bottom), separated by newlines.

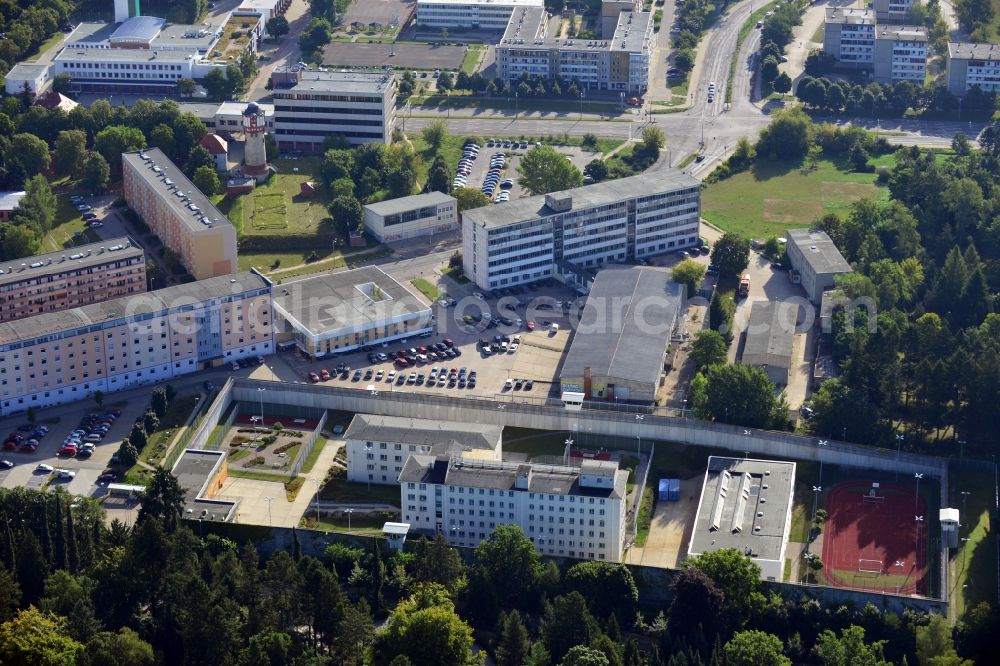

873,0,916,23
399,455,629,562
824,9,927,83
416,0,544,30
122,148,238,280
0,271,273,416
873,25,928,84
461,171,700,290
947,42,1000,95
0,238,146,323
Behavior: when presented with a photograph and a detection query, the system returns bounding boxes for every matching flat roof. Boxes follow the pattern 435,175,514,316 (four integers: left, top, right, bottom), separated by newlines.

877,25,928,41
55,48,199,63
463,170,699,229
418,0,543,6
0,191,25,211
0,237,143,287
152,22,223,50
279,70,394,94
560,266,683,391
123,148,235,234
6,63,51,79
948,41,1000,60
500,7,650,52
67,21,119,44
218,100,274,116
825,7,874,25
272,266,430,337
788,229,852,275
173,449,237,522
744,301,796,362
0,271,270,346
689,456,796,563
399,455,628,499
364,191,455,216
345,414,502,451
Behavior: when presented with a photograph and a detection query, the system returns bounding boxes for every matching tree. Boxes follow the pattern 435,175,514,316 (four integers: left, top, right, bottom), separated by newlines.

472,524,542,609
81,153,110,193
193,165,221,196
668,567,724,638
149,124,176,160
94,126,145,166
672,258,706,297
129,423,148,451
17,175,57,232
16,531,48,606
136,467,186,531
701,363,783,429
686,548,763,627
563,562,638,626
1,225,39,261
299,18,333,58
517,145,583,195
53,130,87,176
427,155,451,194
641,127,665,155
691,330,728,370
328,195,364,234
0,607,84,666
773,72,792,94
150,387,169,419
755,107,812,160
187,145,215,176
239,631,292,666
266,15,290,40
142,411,159,434
761,56,779,84
540,592,600,663
916,613,970,666
813,625,891,666
438,71,454,91
10,133,50,175
421,120,448,152
710,232,751,278
561,646,610,666
203,68,230,102
84,628,155,666
176,77,197,97
495,611,531,666
0,567,20,623
116,440,138,469
410,534,464,592
725,630,790,666
584,159,608,182
375,585,475,666
452,186,491,212
956,0,994,31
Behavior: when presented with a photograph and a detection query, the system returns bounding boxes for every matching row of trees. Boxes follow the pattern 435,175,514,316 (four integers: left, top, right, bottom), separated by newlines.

112,385,175,473
794,75,996,119
438,70,595,102
202,53,258,102
756,2,803,94
670,0,719,73
0,0,76,78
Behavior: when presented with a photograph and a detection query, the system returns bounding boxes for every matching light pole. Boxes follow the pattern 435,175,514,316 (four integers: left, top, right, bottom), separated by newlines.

914,514,924,577
364,443,373,491
345,508,354,533
812,485,822,525
895,433,904,480
257,387,266,430
263,495,274,527
564,437,573,465
961,490,971,528
914,473,924,515
959,439,967,461
817,439,828,487
635,414,644,458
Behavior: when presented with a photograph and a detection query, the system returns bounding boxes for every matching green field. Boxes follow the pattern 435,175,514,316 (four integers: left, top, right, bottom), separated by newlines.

951,467,997,619
40,197,100,252
411,278,442,302
701,158,890,239
461,45,486,74
217,172,331,235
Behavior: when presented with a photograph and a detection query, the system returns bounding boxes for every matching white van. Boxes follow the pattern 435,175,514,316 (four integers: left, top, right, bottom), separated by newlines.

550,323,559,333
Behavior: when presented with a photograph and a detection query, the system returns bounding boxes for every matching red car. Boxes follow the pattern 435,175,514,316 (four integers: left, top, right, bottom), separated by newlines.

308,371,320,383
58,444,78,456
2,441,16,450
320,368,331,381
526,321,536,331
395,357,409,368
443,338,454,347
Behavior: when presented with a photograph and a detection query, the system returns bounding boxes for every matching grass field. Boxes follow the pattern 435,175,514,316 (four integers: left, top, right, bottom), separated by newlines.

218,172,331,235
461,45,486,74
951,467,997,619
318,475,401,505
40,197,100,252
236,249,338,272
411,278,441,301
701,157,890,239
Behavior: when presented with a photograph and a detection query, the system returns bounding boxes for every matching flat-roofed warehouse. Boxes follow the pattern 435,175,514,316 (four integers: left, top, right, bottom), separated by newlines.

786,228,852,304
688,456,796,581
742,301,798,386
559,266,684,404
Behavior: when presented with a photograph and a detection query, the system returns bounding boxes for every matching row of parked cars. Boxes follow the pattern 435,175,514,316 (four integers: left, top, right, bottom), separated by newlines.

390,366,478,390
57,409,122,459
482,153,514,202
453,142,481,190
70,194,103,229
307,340,460,383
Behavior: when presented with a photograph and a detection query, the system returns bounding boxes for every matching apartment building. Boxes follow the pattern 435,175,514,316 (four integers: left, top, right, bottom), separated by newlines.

0,271,273,416
416,0,544,30
601,0,641,37
399,455,629,561
269,68,396,150
0,238,146,324
496,7,653,92
363,192,458,242
823,8,876,69
873,0,916,23
947,42,1000,95
874,25,928,83
461,171,700,290
344,414,502,485
122,148,238,280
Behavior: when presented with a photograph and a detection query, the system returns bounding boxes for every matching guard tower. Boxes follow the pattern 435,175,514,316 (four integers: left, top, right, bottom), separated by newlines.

940,507,960,548
242,102,269,180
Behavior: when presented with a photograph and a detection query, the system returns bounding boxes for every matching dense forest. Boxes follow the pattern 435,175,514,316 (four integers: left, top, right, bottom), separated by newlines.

0,473,994,665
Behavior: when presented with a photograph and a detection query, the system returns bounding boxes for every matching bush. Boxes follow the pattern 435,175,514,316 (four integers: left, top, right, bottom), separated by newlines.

243,455,265,468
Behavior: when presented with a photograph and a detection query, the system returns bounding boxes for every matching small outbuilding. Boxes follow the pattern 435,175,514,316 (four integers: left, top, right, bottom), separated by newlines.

199,133,230,173
742,301,798,386
786,229,852,304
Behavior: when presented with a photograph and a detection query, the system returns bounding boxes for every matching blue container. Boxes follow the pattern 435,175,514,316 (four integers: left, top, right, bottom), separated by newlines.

658,479,669,502
667,478,681,501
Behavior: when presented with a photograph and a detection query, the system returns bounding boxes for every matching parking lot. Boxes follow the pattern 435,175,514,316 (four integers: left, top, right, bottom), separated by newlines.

455,141,596,204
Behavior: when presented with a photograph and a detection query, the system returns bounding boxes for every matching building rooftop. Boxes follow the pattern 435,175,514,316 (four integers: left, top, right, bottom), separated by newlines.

788,229,852,275
6,63,51,79
272,266,430,338
418,0,543,6
110,15,167,42
55,47,200,63
560,266,684,392
610,11,653,52
218,100,274,116
399,455,629,499
364,191,455,217
0,191,25,211
66,21,119,44
877,25,928,41
825,7,875,25
500,7,650,52
173,449,238,522
0,237,143,287
462,170,699,230
0,271,270,347
275,69,394,94
123,148,235,234
744,301,796,362
689,456,796,563
948,41,1000,60
199,133,229,154
345,414,502,452
152,21,224,51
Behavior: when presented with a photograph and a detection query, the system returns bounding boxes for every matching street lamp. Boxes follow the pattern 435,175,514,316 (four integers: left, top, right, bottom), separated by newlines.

364,443,373,491
812,485,822,525
817,439,828,486
635,414,644,458
961,491,971,527
564,437,573,465
256,387,266,431
895,433,904,480
345,508,354,533
914,473,924,515
263,495,274,527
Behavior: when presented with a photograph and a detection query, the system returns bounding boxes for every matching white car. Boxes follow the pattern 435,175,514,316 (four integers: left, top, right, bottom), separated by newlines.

509,343,519,353
513,335,522,344
437,299,450,307
473,292,485,300
35,463,54,473
55,469,76,479
386,370,396,382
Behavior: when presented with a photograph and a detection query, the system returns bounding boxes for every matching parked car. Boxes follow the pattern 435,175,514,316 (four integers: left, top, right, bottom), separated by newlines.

308,371,320,382
0,460,13,469
35,464,54,473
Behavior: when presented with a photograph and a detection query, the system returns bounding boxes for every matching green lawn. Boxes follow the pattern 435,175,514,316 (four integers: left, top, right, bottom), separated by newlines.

300,437,329,474
411,278,441,302
461,45,486,74
216,171,330,235
701,157,890,239
951,467,997,619
236,249,338,272
318,475,402,505
40,197,99,252
136,394,202,469
264,246,393,282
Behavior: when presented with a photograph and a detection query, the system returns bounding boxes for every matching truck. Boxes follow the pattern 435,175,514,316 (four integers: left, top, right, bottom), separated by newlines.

738,273,751,298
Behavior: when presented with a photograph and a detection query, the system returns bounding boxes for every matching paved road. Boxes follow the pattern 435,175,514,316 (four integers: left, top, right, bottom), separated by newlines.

246,0,312,101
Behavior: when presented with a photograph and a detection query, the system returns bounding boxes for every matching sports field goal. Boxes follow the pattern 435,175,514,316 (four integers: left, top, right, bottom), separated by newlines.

858,558,883,573
862,489,885,504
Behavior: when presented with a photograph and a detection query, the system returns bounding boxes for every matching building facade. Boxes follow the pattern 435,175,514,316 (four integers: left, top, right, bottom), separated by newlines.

947,42,1000,95
270,68,396,150
122,148,238,280
823,8,875,69
399,455,629,561
873,25,928,83
0,271,272,416
873,0,915,23
363,192,458,242
824,9,928,82
741,301,796,386
786,229,853,304
0,238,146,324
3,63,53,96
344,414,502,485
461,171,700,290
0,192,25,221
495,8,653,92
416,0,544,30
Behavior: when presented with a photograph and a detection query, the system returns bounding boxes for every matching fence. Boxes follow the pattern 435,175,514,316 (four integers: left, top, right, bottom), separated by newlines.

290,410,329,477
627,440,655,543
187,378,236,451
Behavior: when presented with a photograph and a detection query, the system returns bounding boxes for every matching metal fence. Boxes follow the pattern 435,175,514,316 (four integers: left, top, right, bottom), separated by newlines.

290,410,329,477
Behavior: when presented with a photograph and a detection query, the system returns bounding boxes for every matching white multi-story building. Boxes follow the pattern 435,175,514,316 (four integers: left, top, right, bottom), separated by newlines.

461,171,700,290
270,68,396,150
873,0,916,23
416,0,544,30
874,25,928,83
399,455,629,561
947,42,1000,95
495,7,653,92
344,414,502,485
363,192,458,242
823,8,876,69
